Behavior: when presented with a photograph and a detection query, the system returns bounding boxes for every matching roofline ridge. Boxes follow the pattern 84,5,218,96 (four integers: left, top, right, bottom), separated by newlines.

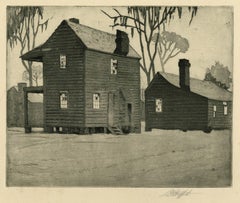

65,19,141,58
160,71,232,94
66,19,116,37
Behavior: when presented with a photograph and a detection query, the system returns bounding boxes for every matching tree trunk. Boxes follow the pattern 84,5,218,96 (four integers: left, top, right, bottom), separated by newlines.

147,72,151,85
152,65,156,78
160,57,165,73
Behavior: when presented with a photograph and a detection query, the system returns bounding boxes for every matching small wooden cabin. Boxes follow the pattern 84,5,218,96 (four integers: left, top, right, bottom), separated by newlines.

21,18,141,134
145,59,232,132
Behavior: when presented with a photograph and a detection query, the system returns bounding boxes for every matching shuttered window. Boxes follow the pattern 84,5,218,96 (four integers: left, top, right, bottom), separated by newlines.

60,91,68,109
111,59,118,74
155,98,162,112
60,54,66,69
93,93,100,109
223,102,228,115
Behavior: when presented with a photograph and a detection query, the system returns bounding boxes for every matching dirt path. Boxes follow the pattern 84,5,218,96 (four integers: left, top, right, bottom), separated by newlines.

6,128,231,187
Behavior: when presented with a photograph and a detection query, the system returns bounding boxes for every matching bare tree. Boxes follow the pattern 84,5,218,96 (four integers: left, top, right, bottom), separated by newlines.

152,31,189,73
204,61,232,90
102,6,197,84
7,6,49,86
22,64,42,86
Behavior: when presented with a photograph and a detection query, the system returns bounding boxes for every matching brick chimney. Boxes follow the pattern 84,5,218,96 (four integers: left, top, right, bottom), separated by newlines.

178,59,191,91
114,30,129,56
69,18,79,24
18,82,27,93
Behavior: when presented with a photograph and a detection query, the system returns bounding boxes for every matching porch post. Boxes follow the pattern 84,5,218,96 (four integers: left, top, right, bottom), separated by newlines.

24,91,31,133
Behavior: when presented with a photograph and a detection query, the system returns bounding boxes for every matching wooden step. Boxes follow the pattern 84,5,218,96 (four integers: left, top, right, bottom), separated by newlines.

108,126,123,135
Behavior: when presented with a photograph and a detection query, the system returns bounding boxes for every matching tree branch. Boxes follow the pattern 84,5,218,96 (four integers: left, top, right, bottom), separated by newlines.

163,49,181,65
111,23,144,32
101,9,145,27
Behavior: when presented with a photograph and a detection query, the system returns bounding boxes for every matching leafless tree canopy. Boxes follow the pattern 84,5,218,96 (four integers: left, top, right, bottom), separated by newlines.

7,7,49,86
102,6,197,84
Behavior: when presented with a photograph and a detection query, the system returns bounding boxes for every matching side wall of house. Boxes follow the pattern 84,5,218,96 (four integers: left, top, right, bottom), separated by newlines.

43,22,85,128
208,100,232,129
145,75,208,130
84,50,141,132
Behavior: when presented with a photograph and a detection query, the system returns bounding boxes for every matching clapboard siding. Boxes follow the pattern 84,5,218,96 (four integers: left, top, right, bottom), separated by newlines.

43,21,85,127
118,60,141,132
84,50,141,131
145,74,208,130
208,100,232,129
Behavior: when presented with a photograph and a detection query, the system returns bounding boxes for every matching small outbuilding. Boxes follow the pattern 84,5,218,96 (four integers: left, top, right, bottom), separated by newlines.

145,59,232,132
7,83,43,127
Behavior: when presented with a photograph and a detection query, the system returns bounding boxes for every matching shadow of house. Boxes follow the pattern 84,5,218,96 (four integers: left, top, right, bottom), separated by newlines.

20,18,141,134
145,59,232,132
7,83,43,127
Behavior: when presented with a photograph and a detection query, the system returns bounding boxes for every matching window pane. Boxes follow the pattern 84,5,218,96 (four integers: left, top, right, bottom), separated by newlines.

60,91,68,109
224,106,228,115
93,93,100,109
156,98,162,112
223,102,228,115
60,54,66,69
111,59,118,74
213,105,216,117
213,105,217,112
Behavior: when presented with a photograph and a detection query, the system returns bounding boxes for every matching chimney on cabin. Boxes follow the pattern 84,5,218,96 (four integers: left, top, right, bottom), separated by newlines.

69,18,79,24
18,82,27,93
178,59,191,91
114,30,129,56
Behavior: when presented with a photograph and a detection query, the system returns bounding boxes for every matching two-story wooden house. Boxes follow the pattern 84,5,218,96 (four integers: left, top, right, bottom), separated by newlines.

21,18,141,134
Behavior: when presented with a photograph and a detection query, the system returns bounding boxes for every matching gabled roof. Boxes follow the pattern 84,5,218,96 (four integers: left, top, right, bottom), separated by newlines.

7,86,18,93
21,19,141,61
149,72,232,101
66,20,140,58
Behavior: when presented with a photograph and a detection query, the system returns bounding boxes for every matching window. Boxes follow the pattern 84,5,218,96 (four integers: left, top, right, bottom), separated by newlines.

223,102,228,115
155,98,162,112
60,91,68,109
93,93,100,109
60,54,66,69
111,59,118,74
213,105,217,117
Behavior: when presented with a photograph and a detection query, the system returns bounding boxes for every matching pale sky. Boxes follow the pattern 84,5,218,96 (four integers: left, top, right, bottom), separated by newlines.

7,6,233,89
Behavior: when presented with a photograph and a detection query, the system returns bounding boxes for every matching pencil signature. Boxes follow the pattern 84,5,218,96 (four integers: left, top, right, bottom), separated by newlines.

161,189,193,199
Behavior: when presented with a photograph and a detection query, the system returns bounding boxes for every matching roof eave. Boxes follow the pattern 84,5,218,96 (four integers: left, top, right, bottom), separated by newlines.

87,48,141,59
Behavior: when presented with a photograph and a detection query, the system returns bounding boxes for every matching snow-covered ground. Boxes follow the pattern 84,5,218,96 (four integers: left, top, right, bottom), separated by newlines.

6,125,231,187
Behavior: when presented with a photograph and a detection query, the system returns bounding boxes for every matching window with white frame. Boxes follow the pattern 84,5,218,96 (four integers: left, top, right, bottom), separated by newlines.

155,98,163,112
60,91,68,109
213,105,217,117
223,102,228,115
111,59,118,74
60,54,67,69
93,93,100,109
